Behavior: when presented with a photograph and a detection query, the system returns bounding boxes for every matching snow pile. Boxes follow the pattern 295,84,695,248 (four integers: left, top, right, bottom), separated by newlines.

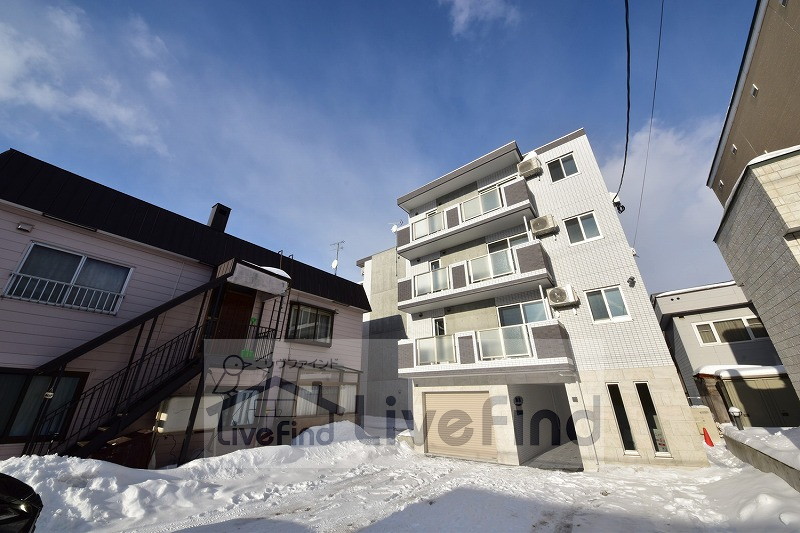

1,421,800,532
723,425,800,470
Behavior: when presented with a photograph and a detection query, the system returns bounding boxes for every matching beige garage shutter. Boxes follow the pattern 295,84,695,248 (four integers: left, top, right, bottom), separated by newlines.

424,392,497,461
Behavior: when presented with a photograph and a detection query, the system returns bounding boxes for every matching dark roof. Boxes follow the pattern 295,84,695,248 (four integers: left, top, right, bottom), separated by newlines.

0,149,370,311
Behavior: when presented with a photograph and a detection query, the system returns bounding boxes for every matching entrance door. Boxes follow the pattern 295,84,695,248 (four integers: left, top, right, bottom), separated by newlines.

214,286,257,338
424,392,497,461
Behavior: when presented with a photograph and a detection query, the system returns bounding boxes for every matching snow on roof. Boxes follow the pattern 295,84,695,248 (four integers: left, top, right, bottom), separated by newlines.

695,364,786,378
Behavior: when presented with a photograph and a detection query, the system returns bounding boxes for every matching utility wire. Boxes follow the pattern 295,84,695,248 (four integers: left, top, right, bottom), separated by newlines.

612,0,631,215
633,0,665,248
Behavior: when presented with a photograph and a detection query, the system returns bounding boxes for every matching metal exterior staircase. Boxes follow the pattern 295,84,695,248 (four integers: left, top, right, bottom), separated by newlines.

21,260,281,458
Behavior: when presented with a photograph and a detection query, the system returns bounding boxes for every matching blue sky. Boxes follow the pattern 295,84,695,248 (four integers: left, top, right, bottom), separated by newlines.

0,0,754,291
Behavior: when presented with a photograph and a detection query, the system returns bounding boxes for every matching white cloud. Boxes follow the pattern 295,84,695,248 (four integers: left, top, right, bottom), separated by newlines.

600,119,732,293
439,0,519,36
46,5,86,40
148,70,172,91
0,8,167,155
126,15,168,61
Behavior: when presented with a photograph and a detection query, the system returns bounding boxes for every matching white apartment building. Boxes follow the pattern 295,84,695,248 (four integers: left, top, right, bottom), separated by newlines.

362,129,707,468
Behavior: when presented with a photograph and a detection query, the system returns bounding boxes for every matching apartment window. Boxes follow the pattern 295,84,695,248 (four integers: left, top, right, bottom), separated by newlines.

586,287,629,322
294,369,359,416
412,211,444,239
477,325,530,360
461,186,503,221
498,299,549,326
693,316,768,345
415,261,449,296
433,317,446,336
220,388,261,428
564,213,601,244
4,243,132,314
286,303,334,344
488,233,529,252
0,372,84,441
417,335,456,365
635,382,669,454
607,384,636,452
547,154,579,182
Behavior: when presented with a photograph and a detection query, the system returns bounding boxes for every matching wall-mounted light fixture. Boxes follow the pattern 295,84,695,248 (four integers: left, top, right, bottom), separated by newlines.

17,222,34,232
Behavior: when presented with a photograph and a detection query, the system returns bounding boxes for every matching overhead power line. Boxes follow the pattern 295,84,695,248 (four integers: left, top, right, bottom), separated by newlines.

612,0,631,215
633,0,665,248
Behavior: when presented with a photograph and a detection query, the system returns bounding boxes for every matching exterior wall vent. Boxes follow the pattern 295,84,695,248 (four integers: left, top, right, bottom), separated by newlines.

517,152,543,178
547,285,579,307
530,214,558,237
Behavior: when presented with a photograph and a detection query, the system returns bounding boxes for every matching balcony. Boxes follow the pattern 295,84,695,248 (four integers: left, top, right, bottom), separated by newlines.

416,335,456,365
397,241,553,314
395,177,536,260
398,320,575,380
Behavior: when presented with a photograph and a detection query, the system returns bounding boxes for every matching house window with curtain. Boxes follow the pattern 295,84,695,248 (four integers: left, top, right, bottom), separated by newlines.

285,302,335,345
693,316,769,345
4,243,132,314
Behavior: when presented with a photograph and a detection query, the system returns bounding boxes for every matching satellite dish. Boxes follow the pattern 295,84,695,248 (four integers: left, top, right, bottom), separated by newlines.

331,259,339,270
391,224,398,233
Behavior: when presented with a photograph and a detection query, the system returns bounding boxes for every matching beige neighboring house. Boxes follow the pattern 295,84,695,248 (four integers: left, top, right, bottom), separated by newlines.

362,129,708,469
708,0,800,401
0,149,369,468
652,281,800,427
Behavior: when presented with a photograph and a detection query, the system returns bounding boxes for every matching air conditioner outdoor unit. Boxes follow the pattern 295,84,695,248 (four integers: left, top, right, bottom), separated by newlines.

530,214,558,237
517,152,543,178
547,285,579,307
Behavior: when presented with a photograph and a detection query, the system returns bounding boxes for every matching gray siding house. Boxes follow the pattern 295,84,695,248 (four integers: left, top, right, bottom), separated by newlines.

652,281,799,427
0,149,369,467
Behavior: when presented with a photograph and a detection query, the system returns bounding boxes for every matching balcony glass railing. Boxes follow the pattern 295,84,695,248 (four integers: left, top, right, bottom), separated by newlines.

417,335,456,365
412,212,445,240
477,325,530,360
414,267,449,296
461,188,502,222
468,249,515,283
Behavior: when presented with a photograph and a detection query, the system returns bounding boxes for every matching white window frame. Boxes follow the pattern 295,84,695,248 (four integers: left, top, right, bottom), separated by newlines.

487,232,529,251
433,317,446,336
563,212,602,245
4,242,133,315
633,381,671,457
691,316,767,346
496,298,551,326
547,153,580,183
585,286,631,323
460,183,505,222
412,210,445,240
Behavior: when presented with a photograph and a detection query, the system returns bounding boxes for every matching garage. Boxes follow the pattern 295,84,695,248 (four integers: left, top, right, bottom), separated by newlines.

424,391,497,461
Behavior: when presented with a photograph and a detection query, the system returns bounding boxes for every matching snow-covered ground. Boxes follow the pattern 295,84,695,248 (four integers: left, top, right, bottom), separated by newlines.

723,424,800,471
2,422,800,532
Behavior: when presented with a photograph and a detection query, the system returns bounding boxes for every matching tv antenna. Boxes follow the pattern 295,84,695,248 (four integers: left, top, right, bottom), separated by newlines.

330,240,345,276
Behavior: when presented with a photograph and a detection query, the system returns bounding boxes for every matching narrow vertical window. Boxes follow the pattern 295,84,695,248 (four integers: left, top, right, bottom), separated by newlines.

635,383,670,454
607,384,636,452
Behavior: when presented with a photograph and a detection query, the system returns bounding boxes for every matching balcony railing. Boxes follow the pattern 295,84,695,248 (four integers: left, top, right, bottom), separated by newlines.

477,325,531,360
414,267,449,296
4,272,123,314
416,335,456,365
468,249,515,283
461,187,502,221
412,211,445,240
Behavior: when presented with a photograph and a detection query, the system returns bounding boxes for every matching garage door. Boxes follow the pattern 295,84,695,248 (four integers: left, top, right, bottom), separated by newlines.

424,392,497,461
